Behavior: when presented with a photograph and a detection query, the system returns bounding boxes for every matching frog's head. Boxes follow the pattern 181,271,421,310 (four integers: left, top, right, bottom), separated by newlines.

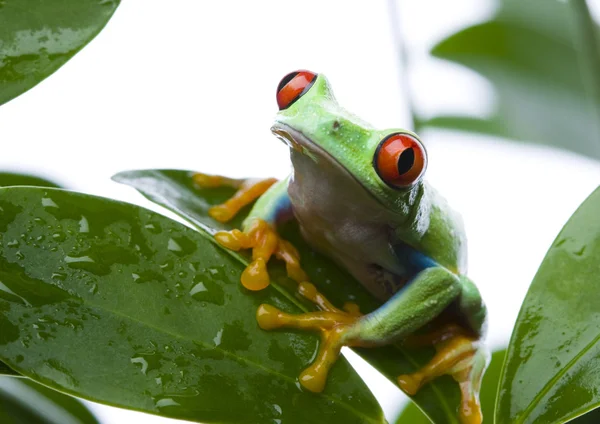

271,70,427,214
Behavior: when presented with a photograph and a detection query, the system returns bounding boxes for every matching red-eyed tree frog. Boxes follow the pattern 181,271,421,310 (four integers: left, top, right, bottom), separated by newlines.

193,71,488,424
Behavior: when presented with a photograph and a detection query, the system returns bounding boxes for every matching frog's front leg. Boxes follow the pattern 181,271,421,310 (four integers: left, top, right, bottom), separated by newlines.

194,173,309,290
257,266,486,424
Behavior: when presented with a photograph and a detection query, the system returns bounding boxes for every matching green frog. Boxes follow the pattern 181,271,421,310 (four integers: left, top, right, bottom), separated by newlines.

193,71,488,424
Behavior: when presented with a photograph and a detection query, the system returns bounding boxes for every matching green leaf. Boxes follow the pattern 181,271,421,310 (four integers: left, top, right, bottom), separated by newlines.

0,0,120,106
113,169,467,424
0,361,19,377
496,186,600,423
425,0,600,159
0,376,99,424
0,174,63,366
393,349,506,423
0,186,384,424
0,172,61,188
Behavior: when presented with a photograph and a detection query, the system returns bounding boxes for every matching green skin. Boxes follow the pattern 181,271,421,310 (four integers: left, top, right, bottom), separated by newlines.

246,74,486,350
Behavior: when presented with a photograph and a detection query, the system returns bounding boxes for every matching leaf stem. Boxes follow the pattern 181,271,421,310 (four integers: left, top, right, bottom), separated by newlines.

388,0,420,132
571,0,600,143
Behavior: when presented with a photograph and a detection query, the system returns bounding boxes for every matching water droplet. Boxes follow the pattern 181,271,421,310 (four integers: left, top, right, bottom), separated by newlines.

42,198,59,208
131,270,165,284
144,222,162,234
130,356,149,374
189,282,207,296
167,238,182,253
89,284,98,294
79,216,89,233
167,236,196,257
51,272,66,281
213,328,223,346
189,276,225,305
155,398,180,408
52,232,66,242
160,261,173,271
7,240,19,248
15,251,24,260
65,255,95,264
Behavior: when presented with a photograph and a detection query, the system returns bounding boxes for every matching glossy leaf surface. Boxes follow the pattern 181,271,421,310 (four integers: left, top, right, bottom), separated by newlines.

0,0,120,106
0,187,383,424
496,186,600,423
0,172,61,376
0,376,99,424
424,0,600,158
394,349,505,423
0,173,61,189
114,169,468,424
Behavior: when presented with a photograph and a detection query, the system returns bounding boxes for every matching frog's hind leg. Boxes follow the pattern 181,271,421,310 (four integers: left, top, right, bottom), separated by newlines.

397,332,489,424
193,172,278,223
257,267,463,394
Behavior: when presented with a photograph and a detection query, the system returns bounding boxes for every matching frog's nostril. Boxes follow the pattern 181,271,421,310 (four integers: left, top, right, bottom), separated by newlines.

276,70,317,110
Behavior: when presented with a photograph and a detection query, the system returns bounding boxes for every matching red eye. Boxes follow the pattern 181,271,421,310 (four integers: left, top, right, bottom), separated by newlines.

374,133,427,188
276,70,317,110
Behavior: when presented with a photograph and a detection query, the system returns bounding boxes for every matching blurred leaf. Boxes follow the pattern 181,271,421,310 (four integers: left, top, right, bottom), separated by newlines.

0,187,384,424
394,349,506,423
0,0,120,106
0,172,61,188
424,0,600,158
496,186,600,423
114,169,469,424
0,376,99,424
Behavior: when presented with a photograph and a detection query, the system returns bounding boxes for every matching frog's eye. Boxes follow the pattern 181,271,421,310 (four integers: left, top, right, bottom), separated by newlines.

374,133,427,188
276,70,317,110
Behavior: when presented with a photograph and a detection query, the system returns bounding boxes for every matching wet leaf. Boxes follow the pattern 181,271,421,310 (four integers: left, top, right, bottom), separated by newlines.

424,0,600,158
0,172,61,188
0,0,120,106
0,376,99,424
393,349,506,423
496,186,600,423
114,169,468,424
0,170,64,384
0,187,384,424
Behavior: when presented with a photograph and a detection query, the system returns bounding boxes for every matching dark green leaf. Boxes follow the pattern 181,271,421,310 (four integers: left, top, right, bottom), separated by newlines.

0,0,120,106
0,376,99,424
425,0,600,159
571,408,600,423
496,186,600,423
0,361,19,377
0,172,62,188
114,169,467,424
394,349,506,423
0,186,384,424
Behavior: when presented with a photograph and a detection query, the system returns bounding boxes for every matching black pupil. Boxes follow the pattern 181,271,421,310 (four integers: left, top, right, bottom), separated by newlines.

277,72,299,93
397,148,415,175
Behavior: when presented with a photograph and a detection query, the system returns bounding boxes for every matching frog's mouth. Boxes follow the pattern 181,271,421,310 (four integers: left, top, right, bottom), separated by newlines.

270,122,366,189
270,123,319,161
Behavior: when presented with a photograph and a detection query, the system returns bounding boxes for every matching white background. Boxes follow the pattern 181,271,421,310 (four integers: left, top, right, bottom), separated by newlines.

2,0,600,422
